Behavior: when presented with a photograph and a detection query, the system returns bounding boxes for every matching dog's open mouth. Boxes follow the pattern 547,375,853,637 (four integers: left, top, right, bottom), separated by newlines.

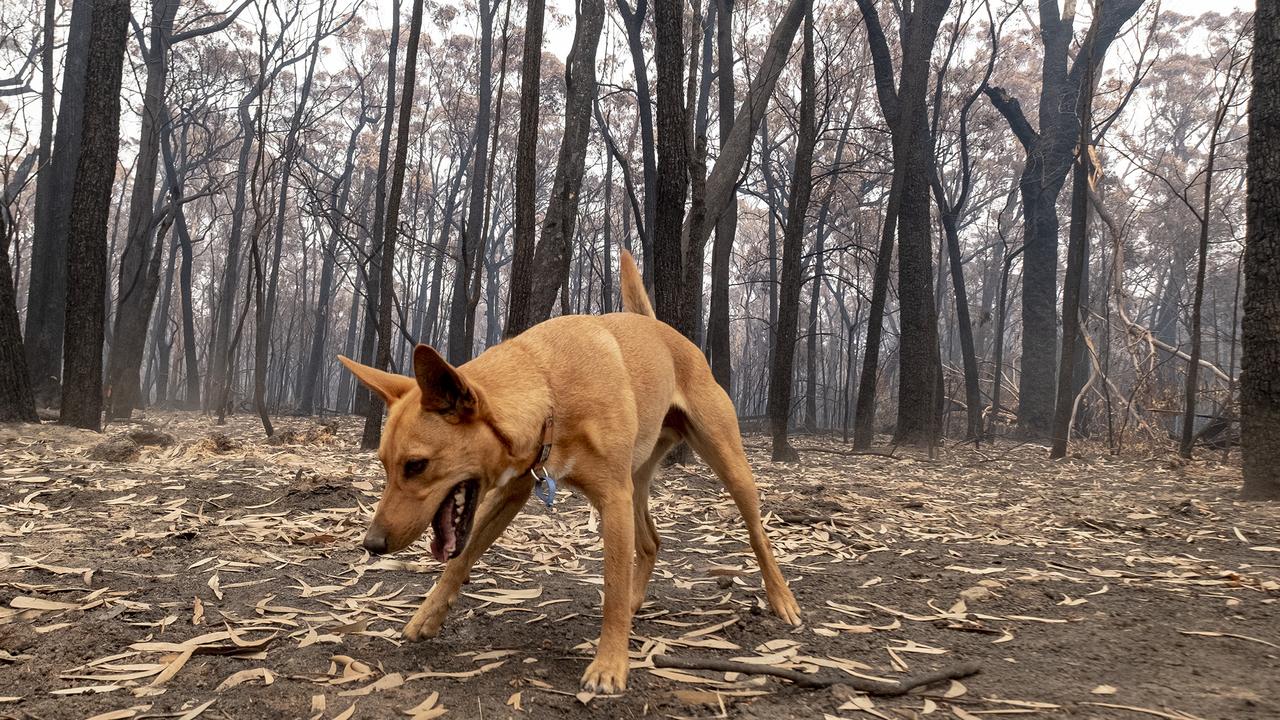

430,479,478,562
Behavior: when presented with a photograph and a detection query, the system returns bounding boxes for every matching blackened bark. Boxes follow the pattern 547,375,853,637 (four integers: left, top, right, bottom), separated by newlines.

503,0,545,338
766,2,815,462
160,123,200,408
151,234,177,405
104,0,179,420
603,150,614,313
707,0,735,389
363,0,425,449
1050,58,1094,460
652,0,689,331
448,0,496,361
984,0,1143,437
851,0,949,448
355,0,401,418
298,120,364,416
933,198,982,442
521,0,605,329
684,0,805,256
0,155,38,422
1243,0,1280,499
616,0,656,287
893,108,943,446
60,0,130,431
679,4,715,344
25,0,92,404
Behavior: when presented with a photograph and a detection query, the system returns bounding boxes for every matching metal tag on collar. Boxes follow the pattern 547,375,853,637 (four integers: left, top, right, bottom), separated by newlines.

532,469,557,509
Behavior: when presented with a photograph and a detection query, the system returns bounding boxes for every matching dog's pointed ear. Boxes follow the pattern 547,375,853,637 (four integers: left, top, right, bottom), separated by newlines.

413,344,479,418
337,355,416,405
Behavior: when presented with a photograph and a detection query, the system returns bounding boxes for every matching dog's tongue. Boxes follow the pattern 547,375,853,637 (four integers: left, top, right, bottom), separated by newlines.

430,494,458,563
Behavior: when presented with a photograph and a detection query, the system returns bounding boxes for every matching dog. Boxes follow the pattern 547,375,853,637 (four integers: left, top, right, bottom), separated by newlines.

338,250,800,693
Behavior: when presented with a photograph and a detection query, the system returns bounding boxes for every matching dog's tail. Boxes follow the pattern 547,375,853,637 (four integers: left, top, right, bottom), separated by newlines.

619,250,655,318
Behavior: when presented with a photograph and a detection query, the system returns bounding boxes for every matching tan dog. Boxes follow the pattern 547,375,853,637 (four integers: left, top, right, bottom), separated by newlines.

338,251,800,693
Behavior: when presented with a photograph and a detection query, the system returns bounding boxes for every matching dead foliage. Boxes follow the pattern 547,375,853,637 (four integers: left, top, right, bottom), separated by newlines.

0,412,1276,719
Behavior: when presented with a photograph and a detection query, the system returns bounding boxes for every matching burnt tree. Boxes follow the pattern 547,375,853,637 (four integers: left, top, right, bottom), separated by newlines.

766,1,815,462
984,0,1143,436
60,0,131,431
852,0,949,447
1243,0,1280,500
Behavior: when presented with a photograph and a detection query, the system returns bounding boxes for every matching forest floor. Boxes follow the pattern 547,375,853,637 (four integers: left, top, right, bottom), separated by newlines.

0,412,1276,720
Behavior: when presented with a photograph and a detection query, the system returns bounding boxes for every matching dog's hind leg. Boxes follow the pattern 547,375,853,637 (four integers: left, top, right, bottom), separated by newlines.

681,391,802,626
630,431,679,613
403,478,533,641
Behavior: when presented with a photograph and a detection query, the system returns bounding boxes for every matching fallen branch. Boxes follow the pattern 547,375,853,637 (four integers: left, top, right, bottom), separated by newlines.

743,441,902,460
651,655,981,695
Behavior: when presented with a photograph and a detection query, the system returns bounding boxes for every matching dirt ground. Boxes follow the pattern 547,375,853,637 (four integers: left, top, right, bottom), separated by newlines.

0,412,1276,720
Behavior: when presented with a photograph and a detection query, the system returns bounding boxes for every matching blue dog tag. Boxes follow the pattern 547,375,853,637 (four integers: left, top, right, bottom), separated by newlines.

533,471,557,509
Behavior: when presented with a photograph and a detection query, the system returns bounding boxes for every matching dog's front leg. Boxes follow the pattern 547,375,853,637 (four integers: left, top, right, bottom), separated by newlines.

404,479,532,641
581,484,635,693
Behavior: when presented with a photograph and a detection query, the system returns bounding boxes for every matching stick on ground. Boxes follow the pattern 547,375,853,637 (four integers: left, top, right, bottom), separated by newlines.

651,655,981,695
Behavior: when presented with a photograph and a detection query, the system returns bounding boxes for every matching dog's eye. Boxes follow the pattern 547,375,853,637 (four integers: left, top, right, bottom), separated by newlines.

403,459,429,477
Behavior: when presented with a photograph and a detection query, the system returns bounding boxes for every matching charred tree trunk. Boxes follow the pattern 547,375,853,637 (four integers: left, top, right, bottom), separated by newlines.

0,156,38,422
160,123,201,409
298,120,363,416
104,0,179,420
766,2,815,462
707,0,735,389
1050,57,1094,460
1243,0,1280,499
616,0,657,287
503,0,545,338
852,0,949,448
520,0,605,329
984,0,1143,437
803,216,823,433
363,0,425,448
652,0,689,332
447,0,496,361
25,0,93,405
60,0,130,431
151,235,177,406
355,0,401,419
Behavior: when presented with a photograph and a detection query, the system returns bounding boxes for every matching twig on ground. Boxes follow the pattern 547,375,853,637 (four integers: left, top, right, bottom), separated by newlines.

651,654,981,695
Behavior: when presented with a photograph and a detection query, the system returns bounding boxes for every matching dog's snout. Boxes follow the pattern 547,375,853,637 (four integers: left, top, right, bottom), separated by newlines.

362,526,388,555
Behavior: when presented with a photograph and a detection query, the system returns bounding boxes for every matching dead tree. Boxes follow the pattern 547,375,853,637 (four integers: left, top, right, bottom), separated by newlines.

766,0,816,462
60,0,131,431
513,0,605,332
0,154,38,422
363,0,426,448
447,0,497,362
1243,0,1280,499
984,0,1143,436
851,0,950,448
24,0,92,405
104,0,249,420
503,0,545,338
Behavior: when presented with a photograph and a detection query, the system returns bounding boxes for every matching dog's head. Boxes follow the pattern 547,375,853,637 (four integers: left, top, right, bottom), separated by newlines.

339,344,514,562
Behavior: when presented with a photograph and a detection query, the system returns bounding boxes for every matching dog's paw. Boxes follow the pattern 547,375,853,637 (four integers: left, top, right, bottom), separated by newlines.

768,587,802,626
581,655,629,694
403,605,446,641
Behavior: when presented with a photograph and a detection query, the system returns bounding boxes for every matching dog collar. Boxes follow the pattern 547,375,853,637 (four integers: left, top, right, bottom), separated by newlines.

529,416,556,509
